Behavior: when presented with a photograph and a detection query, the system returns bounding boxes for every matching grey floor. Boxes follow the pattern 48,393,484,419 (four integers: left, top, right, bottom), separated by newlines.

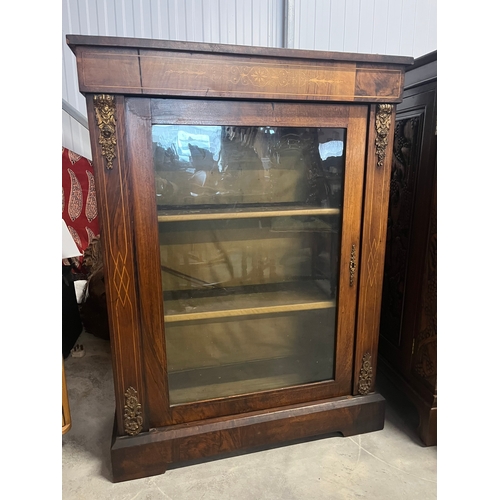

62,331,437,499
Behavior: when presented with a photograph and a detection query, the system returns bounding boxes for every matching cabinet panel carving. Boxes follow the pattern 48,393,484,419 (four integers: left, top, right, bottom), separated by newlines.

378,51,436,447
380,114,422,348
412,182,437,388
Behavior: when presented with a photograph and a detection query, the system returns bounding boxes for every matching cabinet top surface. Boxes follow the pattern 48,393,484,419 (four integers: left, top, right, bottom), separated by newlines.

67,34,414,66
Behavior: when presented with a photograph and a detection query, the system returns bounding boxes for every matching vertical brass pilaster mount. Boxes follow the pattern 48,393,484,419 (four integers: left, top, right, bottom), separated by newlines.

375,104,393,168
123,387,143,436
94,94,117,170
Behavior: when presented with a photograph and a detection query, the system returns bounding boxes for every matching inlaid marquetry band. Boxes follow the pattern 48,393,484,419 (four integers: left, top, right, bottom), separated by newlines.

123,386,143,436
375,104,393,168
76,47,406,102
93,94,117,169
358,352,373,395
349,244,356,287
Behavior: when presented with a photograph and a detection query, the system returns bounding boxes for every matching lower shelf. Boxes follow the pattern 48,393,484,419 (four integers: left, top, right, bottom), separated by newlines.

110,392,386,483
163,280,334,321
166,306,336,404
168,353,334,404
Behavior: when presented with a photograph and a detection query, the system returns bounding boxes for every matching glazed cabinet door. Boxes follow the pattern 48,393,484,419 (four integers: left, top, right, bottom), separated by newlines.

125,98,369,427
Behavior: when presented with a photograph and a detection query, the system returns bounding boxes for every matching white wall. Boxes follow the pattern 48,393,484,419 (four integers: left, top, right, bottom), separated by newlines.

290,0,436,57
62,0,283,114
62,0,436,158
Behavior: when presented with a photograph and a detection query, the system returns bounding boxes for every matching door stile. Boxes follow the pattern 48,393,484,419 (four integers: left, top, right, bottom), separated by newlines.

354,103,397,395
86,94,148,436
334,105,370,394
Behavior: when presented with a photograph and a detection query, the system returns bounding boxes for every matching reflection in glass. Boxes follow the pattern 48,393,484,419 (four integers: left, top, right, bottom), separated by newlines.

153,126,345,207
153,125,346,404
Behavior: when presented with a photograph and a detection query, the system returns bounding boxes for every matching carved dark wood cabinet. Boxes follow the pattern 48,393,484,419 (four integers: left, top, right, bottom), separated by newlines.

378,51,437,446
67,35,412,482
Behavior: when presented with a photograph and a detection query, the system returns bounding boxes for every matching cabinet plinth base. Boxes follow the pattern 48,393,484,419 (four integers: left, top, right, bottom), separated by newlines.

110,392,385,482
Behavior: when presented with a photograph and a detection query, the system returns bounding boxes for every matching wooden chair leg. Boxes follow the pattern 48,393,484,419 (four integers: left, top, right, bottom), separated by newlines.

62,358,72,435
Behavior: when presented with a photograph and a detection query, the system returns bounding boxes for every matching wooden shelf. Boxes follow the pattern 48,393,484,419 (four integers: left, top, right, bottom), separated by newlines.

157,206,340,222
164,280,334,323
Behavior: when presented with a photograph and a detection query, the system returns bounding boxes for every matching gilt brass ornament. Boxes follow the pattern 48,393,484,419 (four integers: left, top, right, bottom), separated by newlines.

375,104,393,168
123,386,143,436
94,94,117,169
358,352,373,395
349,244,356,287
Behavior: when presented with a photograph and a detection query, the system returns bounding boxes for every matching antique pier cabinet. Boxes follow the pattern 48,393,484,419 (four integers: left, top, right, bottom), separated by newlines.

67,35,412,482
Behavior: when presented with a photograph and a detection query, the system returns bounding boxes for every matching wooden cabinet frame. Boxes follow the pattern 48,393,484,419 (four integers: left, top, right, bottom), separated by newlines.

68,35,412,482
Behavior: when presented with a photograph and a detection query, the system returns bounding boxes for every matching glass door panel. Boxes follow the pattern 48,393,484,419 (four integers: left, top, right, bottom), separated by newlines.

153,125,346,404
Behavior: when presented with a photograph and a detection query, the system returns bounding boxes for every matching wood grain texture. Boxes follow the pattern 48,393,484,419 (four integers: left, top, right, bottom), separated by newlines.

86,94,146,435
377,52,436,447
378,356,436,446
110,393,385,482
110,97,373,428
169,379,351,425
76,46,141,91
157,207,340,222
379,92,437,384
355,68,404,100
379,110,424,356
124,97,170,428
67,34,414,65
165,301,334,323
67,36,411,480
62,359,71,435
68,35,408,102
149,100,368,424
353,103,396,396
140,50,359,101
334,105,369,395
151,99,350,126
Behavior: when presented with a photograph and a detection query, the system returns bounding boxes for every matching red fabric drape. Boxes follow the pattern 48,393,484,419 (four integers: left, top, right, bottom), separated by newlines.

62,147,100,270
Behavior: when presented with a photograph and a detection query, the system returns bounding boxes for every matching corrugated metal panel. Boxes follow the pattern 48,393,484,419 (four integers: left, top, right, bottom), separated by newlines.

62,1,435,151
291,0,437,57
62,110,92,160
62,0,284,150
63,0,283,110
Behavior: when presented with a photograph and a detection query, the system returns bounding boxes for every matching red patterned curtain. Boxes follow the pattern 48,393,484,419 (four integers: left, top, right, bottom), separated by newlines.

62,147,100,269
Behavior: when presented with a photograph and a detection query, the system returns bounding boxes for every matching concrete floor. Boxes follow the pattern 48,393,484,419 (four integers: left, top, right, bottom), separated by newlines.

62,331,437,499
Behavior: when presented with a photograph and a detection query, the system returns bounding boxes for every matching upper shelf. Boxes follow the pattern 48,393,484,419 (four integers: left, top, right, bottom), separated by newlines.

157,206,340,222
